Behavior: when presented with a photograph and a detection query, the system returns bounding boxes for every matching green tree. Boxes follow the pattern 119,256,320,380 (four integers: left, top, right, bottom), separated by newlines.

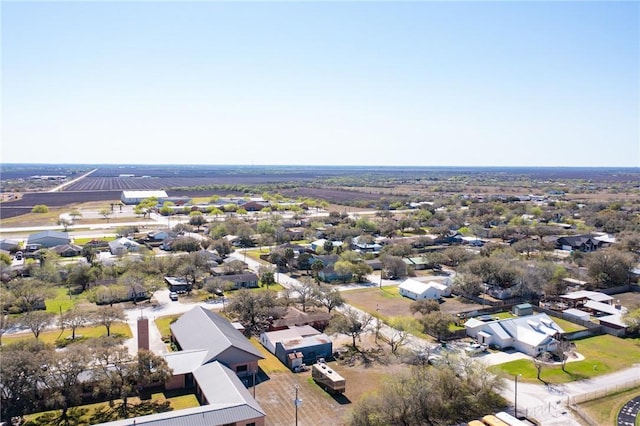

419,311,454,341
314,286,345,314
189,212,207,230
99,208,112,222
259,268,276,289
587,249,635,287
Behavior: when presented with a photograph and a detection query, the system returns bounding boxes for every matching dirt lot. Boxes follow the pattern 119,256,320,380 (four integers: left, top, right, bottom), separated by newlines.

254,335,408,426
342,285,484,318
613,291,640,308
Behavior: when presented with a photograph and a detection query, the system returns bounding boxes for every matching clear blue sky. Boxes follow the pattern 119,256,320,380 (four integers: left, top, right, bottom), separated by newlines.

2,1,638,167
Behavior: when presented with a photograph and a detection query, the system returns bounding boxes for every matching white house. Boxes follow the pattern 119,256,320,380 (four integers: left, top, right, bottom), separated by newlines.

108,237,141,255
465,313,564,356
120,190,168,205
398,278,450,301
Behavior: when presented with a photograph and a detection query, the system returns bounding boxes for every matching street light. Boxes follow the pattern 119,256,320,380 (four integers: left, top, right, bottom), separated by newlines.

514,374,522,418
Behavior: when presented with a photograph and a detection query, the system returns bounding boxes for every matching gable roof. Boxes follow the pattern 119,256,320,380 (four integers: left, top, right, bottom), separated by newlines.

171,306,263,363
27,230,69,242
399,279,446,295
95,362,264,426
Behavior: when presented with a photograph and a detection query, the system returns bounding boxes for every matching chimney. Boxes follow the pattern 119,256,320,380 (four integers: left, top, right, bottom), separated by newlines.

137,316,149,351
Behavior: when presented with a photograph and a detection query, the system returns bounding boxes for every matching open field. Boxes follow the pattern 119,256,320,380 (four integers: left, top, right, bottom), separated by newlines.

254,334,409,426
491,334,640,384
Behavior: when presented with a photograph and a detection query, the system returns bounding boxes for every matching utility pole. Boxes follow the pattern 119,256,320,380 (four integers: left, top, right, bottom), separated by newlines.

294,385,302,426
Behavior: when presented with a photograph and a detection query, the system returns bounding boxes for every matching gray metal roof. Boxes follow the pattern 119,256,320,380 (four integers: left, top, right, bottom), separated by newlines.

170,306,264,363
161,349,209,375
94,401,264,426
192,362,264,414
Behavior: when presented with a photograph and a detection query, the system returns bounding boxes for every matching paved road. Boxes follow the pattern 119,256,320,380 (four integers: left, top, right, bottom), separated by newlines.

618,395,640,426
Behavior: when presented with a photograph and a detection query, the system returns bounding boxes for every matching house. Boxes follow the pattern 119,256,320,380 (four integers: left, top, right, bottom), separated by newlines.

102,358,266,426
239,200,269,211
318,265,352,283
52,244,83,257
147,230,172,242
0,239,19,252
403,257,430,270
465,313,564,356
398,279,450,301
351,236,382,253
164,276,191,293
556,235,605,252
27,230,70,248
170,306,264,377
206,273,259,289
269,306,331,331
108,237,141,255
260,325,333,369
120,190,168,205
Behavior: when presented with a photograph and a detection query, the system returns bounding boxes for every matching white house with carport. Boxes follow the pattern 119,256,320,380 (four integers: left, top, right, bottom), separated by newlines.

398,278,450,301
120,190,168,205
465,313,564,356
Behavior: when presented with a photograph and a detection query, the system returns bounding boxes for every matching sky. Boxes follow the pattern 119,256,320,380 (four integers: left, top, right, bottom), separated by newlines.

1,1,639,167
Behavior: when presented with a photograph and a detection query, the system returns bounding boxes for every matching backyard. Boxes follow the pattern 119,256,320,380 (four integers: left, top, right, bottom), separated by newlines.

490,334,640,384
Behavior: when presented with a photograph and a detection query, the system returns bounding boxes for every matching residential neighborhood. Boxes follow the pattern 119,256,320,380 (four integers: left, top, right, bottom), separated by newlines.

1,176,639,426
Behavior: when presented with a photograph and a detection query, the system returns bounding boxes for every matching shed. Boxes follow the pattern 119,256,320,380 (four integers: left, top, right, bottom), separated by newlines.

512,303,534,316
398,279,448,301
27,231,70,248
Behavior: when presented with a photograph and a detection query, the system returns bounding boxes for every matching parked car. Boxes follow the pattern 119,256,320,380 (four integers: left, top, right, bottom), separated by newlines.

169,292,179,301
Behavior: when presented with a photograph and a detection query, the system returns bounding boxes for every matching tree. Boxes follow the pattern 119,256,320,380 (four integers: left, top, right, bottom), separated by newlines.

8,279,52,312
227,289,277,333
291,278,316,312
380,255,407,279
99,208,113,222
189,212,207,230
32,204,49,213
328,307,372,351
171,236,202,253
349,356,505,426
67,262,97,292
323,240,335,254
69,210,82,222
119,272,149,304
419,311,454,341
57,217,73,231
23,310,55,339
60,308,91,340
314,286,345,314
381,326,409,354
95,305,125,336
533,352,552,382
311,259,325,282
43,344,92,424
623,306,640,335
409,299,440,316
0,340,50,421
259,268,276,289
586,249,635,288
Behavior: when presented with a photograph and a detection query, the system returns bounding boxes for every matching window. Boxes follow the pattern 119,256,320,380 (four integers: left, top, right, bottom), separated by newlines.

236,365,248,373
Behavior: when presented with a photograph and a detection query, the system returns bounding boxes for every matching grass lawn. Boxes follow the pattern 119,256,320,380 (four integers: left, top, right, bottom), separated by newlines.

578,386,640,426
45,287,90,313
4,322,132,346
490,335,640,384
155,314,180,338
249,337,290,374
23,391,200,425
74,236,116,245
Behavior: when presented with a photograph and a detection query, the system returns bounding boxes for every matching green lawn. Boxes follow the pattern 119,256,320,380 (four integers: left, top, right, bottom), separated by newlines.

23,391,200,425
73,236,116,245
45,287,90,313
3,322,132,346
490,335,640,384
155,315,180,339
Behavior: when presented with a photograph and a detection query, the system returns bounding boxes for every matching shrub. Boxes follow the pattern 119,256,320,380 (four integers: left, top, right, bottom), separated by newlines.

31,204,49,213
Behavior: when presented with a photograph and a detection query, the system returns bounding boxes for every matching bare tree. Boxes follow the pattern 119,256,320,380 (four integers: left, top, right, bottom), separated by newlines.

95,306,125,337
381,327,409,354
328,307,373,351
22,311,55,340
291,278,316,312
61,308,91,340
314,286,345,314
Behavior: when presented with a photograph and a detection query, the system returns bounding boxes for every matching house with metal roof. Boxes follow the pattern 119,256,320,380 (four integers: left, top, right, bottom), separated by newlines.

121,190,168,205
26,230,70,248
398,278,450,301
96,361,265,426
170,306,264,377
465,313,564,356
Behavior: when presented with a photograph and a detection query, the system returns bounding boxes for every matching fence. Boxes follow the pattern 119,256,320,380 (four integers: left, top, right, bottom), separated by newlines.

567,379,640,426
